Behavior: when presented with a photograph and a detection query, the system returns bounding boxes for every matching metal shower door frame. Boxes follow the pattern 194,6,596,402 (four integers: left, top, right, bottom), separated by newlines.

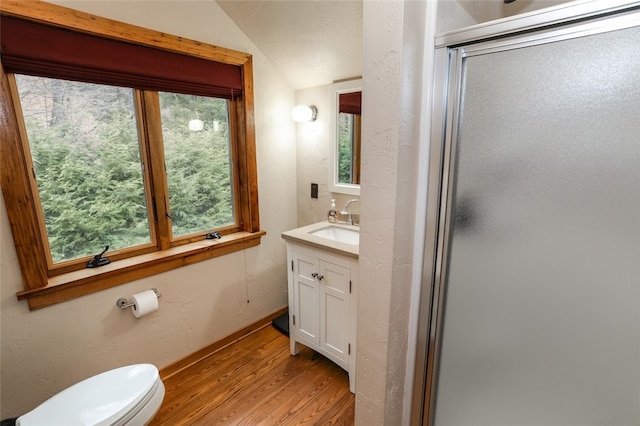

413,2,640,424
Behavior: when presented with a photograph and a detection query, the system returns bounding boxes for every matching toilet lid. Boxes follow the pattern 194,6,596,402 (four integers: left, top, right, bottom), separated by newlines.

18,364,160,426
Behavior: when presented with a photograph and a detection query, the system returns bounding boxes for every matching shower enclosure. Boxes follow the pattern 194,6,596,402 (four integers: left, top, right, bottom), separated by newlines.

415,2,640,425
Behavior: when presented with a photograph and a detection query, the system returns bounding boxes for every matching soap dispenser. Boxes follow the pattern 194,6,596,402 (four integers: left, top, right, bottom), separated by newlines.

328,199,338,223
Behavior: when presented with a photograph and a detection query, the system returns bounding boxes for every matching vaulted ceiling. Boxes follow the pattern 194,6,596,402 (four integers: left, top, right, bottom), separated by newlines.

216,0,572,90
217,0,363,90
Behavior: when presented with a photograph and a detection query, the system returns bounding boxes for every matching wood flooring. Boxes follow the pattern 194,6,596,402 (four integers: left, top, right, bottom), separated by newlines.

150,324,355,425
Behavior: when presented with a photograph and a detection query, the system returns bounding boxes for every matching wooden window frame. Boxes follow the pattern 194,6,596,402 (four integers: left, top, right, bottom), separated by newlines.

0,1,264,310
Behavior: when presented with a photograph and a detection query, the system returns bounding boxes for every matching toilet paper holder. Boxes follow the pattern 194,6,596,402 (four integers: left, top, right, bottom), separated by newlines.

116,288,161,310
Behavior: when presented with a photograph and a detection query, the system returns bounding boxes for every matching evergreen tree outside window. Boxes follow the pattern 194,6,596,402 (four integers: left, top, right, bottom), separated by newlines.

15,76,151,264
0,3,262,309
13,77,244,267
159,93,235,238
338,112,355,184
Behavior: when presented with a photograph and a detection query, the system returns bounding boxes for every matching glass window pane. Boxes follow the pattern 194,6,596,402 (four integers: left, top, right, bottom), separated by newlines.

338,112,354,184
14,75,151,264
158,92,235,238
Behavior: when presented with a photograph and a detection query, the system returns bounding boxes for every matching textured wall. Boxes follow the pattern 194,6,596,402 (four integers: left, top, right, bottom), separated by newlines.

0,1,297,418
355,0,404,423
354,0,480,423
294,84,332,226
295,83,361,228
455,0,572,25
437,0,478,33
218,0,362,91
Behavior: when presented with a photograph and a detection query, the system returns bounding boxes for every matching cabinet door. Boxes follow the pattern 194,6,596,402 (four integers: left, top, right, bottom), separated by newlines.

292,251,320,345
319,259,350,362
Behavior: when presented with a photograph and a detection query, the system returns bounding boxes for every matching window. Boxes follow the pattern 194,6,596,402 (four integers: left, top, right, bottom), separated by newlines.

15,76,151,264
158,92,236,239
0,4,262,310
338,112,356,184
337,91,362,185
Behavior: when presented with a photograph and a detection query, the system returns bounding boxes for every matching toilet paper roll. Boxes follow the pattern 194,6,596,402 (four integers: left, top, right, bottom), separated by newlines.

131,290,159,318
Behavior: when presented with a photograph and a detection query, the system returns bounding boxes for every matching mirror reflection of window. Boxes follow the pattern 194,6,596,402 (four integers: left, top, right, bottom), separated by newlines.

338,91,362,185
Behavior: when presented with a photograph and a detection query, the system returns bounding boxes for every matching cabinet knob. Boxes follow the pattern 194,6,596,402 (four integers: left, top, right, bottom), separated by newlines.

311,272,324,281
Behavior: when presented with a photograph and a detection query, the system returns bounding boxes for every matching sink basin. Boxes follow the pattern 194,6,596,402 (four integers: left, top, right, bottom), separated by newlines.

310,225,359,245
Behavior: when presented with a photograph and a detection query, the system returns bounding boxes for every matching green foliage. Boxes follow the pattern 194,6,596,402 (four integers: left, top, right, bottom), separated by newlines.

338,113,354,183
159,92,234,237
15,76,234,263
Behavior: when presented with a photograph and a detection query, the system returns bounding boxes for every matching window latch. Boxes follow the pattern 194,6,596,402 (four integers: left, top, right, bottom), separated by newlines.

205,232,222,240
86,245,111,268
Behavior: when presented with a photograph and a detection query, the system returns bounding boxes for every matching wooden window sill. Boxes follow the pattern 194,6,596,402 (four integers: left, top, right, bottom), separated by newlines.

17,230,266,311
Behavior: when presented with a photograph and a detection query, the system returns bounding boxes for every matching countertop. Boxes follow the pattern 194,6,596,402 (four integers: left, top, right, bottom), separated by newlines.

281,221,359,259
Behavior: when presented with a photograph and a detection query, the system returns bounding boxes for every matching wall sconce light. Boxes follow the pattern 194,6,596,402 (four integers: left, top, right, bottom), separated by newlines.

291,105,318,122
188,119,204,131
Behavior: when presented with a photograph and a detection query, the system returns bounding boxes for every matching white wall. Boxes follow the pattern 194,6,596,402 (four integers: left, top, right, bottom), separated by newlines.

0,1,298,418
355,0,409,422
294,84,332,226
437,0,478,33
454,0,573,26
352,0,486,423
295,83,362,227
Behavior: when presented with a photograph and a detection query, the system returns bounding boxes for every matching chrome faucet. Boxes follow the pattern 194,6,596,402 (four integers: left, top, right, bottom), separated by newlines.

341,199,360,226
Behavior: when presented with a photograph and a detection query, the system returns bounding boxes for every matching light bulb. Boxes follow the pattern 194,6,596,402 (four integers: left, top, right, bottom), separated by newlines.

291,105,317,122
188,119,204,131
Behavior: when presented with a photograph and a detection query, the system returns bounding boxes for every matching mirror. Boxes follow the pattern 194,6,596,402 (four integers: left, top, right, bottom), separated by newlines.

329,79,362,195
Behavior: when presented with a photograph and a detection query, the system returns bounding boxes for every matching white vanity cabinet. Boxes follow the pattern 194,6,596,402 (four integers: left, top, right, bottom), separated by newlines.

284,240,358,393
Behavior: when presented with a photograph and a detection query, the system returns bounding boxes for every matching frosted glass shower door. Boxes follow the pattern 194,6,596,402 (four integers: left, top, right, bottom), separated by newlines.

433,22,640,426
